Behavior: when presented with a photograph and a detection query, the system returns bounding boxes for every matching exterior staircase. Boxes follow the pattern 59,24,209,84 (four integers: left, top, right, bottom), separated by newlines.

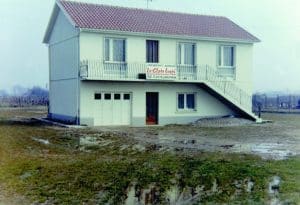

196,65,261,122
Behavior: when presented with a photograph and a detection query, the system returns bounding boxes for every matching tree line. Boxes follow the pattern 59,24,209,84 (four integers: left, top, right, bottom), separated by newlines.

253,93,300,112
0,86,48,107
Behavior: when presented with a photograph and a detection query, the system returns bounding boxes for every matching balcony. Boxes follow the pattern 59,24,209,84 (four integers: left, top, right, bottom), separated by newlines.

79,60,235,82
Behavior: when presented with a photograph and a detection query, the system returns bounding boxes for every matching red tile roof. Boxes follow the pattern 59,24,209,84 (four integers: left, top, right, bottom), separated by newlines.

59,1,260,42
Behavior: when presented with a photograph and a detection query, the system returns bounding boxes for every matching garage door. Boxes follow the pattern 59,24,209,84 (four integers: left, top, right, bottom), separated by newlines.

94,92,131,126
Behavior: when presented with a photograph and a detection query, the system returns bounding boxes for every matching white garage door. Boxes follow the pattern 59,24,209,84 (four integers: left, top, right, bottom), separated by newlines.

93,92,131,126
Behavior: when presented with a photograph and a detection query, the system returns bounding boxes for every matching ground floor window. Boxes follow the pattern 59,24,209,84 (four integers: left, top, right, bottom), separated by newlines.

177,93,196,111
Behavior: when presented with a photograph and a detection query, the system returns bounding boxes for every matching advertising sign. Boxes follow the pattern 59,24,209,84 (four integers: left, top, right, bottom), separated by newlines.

146,65,177,80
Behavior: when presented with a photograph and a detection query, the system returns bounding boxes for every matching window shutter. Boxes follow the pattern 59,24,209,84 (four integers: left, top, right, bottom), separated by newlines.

105,38,110,61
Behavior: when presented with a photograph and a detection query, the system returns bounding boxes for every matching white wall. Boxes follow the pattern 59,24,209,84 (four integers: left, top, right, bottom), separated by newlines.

79,32,254,94
49,79,78,118
49,37,79,80
49,10,78,45
48,9,79,120
80,81,235,126
235,44,253,93
79,32,103,61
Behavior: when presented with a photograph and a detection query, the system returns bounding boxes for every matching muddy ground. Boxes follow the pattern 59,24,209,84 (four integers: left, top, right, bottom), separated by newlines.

92,113,300,160
3,107,300,159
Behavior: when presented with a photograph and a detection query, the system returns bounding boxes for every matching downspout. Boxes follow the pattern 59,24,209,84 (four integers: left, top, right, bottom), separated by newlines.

47,44,51,118
76,28,81,125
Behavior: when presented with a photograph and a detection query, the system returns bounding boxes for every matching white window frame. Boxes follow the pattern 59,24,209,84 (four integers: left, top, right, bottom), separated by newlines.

146,39,160,64
218,45,236,68
178,42,196,66
176,92,197,111
104,37,126,63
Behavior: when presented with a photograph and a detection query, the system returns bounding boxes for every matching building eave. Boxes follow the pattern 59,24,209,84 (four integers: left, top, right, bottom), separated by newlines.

80,28,260,44
56,0,77,28
43,3,59,44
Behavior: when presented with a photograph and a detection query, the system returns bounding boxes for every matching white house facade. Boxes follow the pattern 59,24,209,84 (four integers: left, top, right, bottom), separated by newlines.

43,0,261,126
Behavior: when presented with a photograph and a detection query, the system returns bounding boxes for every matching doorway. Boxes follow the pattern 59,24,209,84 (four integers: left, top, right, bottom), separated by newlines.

146,92,159,125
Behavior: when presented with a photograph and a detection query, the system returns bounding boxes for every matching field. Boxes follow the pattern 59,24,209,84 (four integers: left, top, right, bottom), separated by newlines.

0,107,299,205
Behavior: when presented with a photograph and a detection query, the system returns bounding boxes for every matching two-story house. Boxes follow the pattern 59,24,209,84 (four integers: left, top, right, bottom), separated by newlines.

43,0,261,126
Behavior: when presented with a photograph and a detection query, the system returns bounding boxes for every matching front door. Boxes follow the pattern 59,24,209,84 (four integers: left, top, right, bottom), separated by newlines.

146,92,159,125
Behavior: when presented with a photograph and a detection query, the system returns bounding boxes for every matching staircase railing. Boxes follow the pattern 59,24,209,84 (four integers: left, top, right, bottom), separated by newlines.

197,65,252,111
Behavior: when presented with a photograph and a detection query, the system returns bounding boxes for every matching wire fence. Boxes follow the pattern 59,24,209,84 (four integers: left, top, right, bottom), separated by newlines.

253,94,300,113
0,96,49,107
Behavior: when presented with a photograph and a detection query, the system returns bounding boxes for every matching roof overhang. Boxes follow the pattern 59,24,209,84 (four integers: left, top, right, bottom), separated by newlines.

80,28,260,44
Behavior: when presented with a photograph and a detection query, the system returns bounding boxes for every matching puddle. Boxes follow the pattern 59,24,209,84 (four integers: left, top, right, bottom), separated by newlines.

229,143,296,160
173,139,197,145
155,135,297,160
251,143,296,160
220,144,234,149
132,144,146,152
79,136,113,147
268,176,281,195
268,176,282,205
80,136,98,146
32,137,50,145
158,136,174,144
19,172,33,180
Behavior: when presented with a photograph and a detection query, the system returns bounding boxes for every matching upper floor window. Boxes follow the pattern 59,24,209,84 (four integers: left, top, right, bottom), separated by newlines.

105,38,126,62
218,45,235,67
178,43,196,65
146,40,159,63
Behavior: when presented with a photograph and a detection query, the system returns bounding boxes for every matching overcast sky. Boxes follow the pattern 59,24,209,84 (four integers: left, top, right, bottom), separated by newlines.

1,0,300,93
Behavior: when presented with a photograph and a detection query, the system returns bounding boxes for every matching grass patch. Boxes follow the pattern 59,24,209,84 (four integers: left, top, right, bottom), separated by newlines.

0,108,299,204
0,151,274,204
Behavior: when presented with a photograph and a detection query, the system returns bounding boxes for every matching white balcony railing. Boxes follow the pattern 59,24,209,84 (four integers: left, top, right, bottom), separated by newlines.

80,60,251,111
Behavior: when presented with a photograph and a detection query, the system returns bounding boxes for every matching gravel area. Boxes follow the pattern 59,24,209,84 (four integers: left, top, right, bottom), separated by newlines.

192,116,254,127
